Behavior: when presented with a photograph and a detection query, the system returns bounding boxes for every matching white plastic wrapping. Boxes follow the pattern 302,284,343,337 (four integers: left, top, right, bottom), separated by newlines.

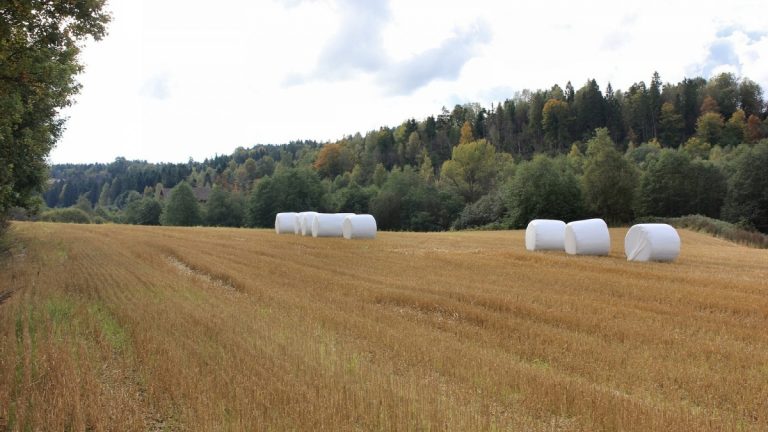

274,212,298,234
564,218,611,256
525,219,566,251
342,214,377,239
624,223,680,262
299,212,319,236
311,213,355,237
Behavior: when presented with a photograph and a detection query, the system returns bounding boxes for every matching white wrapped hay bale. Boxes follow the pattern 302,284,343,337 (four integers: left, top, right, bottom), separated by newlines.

564,218,611,256
342,214,377,239
624,223,680,262
525,219,566,251
274,212,298,234
299,212,319,236
311,213,355,237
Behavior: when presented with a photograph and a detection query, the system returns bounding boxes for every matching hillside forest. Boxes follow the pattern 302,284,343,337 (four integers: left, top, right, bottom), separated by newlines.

35,72,768,233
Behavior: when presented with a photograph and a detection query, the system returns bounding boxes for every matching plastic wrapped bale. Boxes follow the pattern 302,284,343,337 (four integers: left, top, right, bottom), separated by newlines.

274,212,298,234
299,212,319,236
311,213,355,238
564,218,611,256
525,219,566,251
624,223,680,262
342,214,377,239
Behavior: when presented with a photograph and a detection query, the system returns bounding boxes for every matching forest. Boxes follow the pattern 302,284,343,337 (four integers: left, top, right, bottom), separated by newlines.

35,72,768,234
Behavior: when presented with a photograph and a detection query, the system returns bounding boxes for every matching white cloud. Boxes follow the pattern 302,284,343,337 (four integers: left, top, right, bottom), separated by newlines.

50,0,768,164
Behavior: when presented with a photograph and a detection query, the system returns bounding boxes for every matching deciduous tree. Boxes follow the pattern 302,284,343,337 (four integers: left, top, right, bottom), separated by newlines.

0,0,110,227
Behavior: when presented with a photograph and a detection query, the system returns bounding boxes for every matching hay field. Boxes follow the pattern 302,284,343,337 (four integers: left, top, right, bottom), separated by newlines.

1,222,767,431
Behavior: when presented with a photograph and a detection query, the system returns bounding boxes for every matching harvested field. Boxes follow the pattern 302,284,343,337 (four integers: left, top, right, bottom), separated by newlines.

1,222,767,431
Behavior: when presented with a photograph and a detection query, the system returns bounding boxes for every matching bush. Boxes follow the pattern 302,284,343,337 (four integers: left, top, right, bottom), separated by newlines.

635,215,768,249
125,198,162,225
246,167,325,228
39,208,91,224
452,191,506,230
370,166,462,231
635,149,726,218
161,182,202,226
722,142,768,233
504,155,583,228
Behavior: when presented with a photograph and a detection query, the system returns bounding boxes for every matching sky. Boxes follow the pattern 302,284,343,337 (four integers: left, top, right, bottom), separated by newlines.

50,0,768,164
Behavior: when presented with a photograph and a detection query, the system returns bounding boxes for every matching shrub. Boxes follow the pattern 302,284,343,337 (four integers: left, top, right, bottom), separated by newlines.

39,208,91,224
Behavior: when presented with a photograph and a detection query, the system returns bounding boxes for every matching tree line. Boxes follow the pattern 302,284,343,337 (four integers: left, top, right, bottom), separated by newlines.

35,72,768,234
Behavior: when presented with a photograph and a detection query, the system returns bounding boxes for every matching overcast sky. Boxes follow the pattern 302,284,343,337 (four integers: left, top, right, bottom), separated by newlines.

50,0,768,164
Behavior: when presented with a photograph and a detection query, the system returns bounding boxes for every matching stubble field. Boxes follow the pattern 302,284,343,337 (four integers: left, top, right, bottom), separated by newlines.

0,222,767,431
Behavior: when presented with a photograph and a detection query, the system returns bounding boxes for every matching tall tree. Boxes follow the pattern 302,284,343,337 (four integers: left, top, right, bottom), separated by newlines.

573,79,606,140
649,71,663,138
161,182,202,226
722,142,768,232
504,155,583,228
745,115,763,143
440,139,497,203
0,0,110,227
582,128,638,222
541,99,571,152
658,102,685,147
205,187,243,227
695,112,725,145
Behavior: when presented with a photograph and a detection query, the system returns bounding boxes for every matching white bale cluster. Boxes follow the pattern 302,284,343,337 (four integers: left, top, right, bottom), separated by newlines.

564,218,611,256
525,217,681,262
274,212,298,234
525,219,566,251
298,212,319,236
343,214,377,239
274,211,378,240
311,213,355,237
624,223,680,262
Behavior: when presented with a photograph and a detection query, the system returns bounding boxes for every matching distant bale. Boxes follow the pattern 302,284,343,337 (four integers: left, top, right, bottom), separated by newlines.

625,223,680,262
525,219,566,251
311,213,355,238
343,215,377,239
564,218,610,256
299,212,319,236
274,212,298,234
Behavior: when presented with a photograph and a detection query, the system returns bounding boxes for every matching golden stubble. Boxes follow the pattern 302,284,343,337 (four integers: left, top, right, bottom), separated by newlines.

0,222,766,431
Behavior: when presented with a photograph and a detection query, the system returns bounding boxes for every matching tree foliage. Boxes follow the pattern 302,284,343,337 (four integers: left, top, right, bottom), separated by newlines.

440,139,497,203
245,168,323,228
125,198,162,225
504,155,583,228
204,187,243,227
0,0,110,226
636,150,726,218
722,142,768,231
582,128,638,222
161,182,201,226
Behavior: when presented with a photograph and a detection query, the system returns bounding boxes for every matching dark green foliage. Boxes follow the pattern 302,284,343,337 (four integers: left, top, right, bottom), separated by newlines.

722,142,768,232
504,155,583,228
39,208,91,224
161,182,202,226
636,150,726,218
334,183,376,214
370,167,462,231
245,168,324,228
124,198,162,226
582,128,638,223
451,191,506,230
204,187,244,227
1,0,109,224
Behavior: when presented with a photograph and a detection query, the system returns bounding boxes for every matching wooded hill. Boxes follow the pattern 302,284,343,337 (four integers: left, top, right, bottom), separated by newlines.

40,72,768,233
